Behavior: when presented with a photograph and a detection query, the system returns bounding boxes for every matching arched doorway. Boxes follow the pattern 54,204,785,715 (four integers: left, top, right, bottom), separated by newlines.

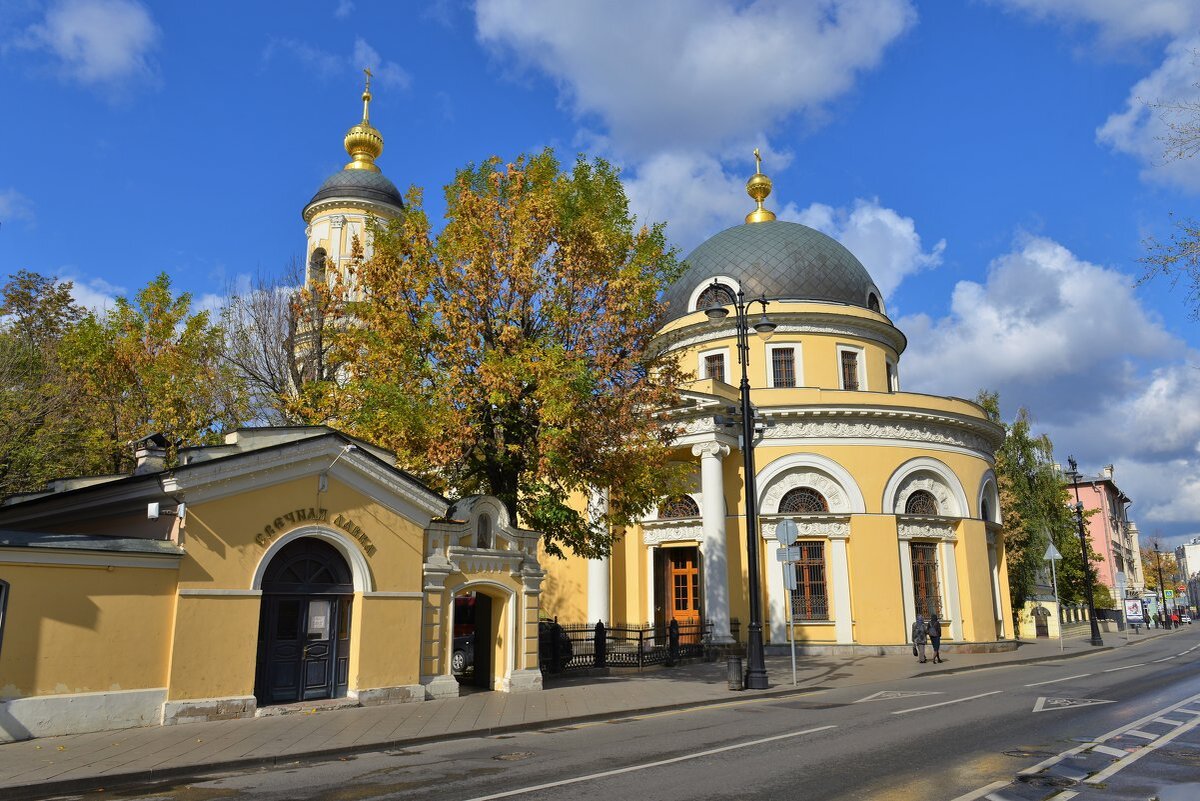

255,538,353,706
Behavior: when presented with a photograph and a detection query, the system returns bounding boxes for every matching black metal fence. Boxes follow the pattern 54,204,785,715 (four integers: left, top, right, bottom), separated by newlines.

541,619,714,674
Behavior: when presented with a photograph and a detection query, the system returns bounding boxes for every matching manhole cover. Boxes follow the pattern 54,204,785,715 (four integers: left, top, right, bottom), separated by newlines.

493,752,535,761
1016,774,1077,789
1005,749,1057,759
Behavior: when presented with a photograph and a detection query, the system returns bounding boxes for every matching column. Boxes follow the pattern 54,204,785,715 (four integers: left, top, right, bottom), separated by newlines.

693,441,733,643
828,531,853,644
586,488,610,625
941,539,963,641
766,551,788,645
899,540,916,642
646,545,657,628
987,532,1005,639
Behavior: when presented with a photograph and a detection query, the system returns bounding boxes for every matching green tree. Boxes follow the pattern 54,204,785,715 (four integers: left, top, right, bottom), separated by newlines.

60,273,247,473
978,392,1101,624
0,271,90,494
337,149,686,557
1141,542,1179,592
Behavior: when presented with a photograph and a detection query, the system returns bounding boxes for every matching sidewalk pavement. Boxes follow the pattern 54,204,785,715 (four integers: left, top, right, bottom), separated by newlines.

0,625,1185,800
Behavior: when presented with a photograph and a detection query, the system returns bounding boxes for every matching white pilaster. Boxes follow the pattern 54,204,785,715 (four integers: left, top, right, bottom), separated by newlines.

693,441,733,643
987,532,1004,639
586,488,610,625
646,545,657,627
942,539,963,640
829,532,853,644
899,541,916,642
766,551,788,645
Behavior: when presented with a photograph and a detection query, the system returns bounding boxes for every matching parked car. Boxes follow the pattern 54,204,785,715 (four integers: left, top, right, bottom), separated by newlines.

451,633,475,674
1182,612,1193,625
538,619,573,673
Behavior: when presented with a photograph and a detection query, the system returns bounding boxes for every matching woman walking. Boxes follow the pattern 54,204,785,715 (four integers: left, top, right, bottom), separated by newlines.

929,613,944,663
911,613,929,663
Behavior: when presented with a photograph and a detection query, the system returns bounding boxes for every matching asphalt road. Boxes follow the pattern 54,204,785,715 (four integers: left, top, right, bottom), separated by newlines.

48,629,1200,801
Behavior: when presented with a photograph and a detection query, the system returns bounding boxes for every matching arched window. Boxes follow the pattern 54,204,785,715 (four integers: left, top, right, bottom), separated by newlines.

309,247,328,282
981,498,991,522
905,490,939,516
779,487,829,514
867,293,881,313
696,283,735,311
477,514,493,549
659,495,700,519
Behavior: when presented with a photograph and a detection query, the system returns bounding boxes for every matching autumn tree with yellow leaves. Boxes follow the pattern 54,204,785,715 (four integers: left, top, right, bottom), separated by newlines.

338,149,686,557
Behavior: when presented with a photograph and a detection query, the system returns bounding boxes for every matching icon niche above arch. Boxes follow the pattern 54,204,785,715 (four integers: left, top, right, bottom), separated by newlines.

757,453,866,515
882,457,969,518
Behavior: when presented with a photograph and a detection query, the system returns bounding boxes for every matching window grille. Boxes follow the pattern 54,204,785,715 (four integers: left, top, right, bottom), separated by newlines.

905,490,939,516
772,347,796,387
697,283,735,311
779,487,829,514
840,351,860,391
911,543,942,618
790,542,829,621
704,353,726,383
659,495,700,519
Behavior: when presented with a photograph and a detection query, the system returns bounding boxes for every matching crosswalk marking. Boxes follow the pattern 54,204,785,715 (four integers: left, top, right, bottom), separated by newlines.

1092,744,1127,758
1154,717,1184,726
1124,730,1157,740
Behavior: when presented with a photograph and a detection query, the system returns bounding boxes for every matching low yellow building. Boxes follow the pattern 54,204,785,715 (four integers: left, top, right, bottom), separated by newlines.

0,428,545,742
541,165,1012,653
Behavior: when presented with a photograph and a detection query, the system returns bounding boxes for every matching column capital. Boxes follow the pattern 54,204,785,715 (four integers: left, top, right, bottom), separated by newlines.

692,441,731,459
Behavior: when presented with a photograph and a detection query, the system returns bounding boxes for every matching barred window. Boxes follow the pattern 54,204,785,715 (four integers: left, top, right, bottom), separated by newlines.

659,495,699,519
697,283,735,311
771,347,796,387
791,542,828,621
704,353,726,383
779,487,829,514
840,350,860,391
911,543,942,618
905,490,939,516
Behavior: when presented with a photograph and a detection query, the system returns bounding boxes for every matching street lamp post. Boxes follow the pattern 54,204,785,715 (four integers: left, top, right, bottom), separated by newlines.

1153,538,1168,625
705,283,775,690
1066,457,1104,646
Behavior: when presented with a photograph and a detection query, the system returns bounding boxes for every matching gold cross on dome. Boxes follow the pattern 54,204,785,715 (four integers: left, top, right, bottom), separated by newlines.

754,147,762,173
363,67,373,92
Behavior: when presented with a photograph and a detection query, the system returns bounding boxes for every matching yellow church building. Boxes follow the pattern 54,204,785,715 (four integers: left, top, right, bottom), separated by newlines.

539,161,1011,654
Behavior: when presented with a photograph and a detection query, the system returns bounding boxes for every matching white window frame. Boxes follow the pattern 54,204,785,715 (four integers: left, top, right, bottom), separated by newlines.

699,346,731,383
836,344,867,391
688,275,742,313
886,358,899,392
766,342,803,388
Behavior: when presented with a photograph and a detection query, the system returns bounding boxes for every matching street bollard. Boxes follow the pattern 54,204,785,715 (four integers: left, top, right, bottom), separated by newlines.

727,656,744,691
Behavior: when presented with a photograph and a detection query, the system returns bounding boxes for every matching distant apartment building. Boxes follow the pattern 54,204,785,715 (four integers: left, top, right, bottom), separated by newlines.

1064,464,1145,600
1175,536,1200,614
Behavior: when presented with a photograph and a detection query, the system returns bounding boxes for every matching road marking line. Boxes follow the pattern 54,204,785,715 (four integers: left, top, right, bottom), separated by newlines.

1103,664,1145,672
1087,712,1200,785
1175,708,1200,716
459,725,838,801
1179,652,1190,657
946,780,1008,801
1153,656,1176,662
1154,717,1184,726
891,691,1002,715
1048,792,1078,800
1025,673,1091,687
1092,744,1127,758
1125,730,1157,740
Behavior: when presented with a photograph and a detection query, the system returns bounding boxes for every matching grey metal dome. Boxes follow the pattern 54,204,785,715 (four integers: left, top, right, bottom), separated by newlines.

663,221,881,319
304,169,405,216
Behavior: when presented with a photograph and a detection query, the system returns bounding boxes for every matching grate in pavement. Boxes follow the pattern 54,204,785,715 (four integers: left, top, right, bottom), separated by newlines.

493,752,535,761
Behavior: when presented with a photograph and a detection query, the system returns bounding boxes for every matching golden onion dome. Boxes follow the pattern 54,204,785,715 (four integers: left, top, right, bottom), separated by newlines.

344,71,383,172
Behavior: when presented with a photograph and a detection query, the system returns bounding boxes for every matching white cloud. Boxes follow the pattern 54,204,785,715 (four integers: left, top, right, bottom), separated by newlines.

992,1,1200,45
475,0,916,156
788,198,944,298
352,37,411,90
0,188,35,227
1097,37,1200,191
64,274,122,312
900,234,1180,414
623,151,753,249
334,0,354,20
20,0,159,87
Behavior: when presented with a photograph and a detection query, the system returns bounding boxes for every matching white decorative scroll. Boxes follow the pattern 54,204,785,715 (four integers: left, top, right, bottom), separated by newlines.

642,521,703,546
759,514,850,541
897,521,957,542
691,441,731,460
761,469,850,513
893,472,959,517
330,214,347,229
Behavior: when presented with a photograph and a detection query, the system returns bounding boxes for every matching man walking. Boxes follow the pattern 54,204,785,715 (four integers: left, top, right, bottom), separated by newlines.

911,613,929,663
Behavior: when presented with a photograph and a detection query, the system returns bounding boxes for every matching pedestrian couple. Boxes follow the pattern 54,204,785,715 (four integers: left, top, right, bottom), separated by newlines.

911,613,943,664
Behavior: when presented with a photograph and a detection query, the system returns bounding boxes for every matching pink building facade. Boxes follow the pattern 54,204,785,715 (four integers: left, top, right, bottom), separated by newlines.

1066,464,1145,600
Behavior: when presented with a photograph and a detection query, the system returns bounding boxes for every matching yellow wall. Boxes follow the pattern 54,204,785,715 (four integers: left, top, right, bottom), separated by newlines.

166,596,258,700
353,596,423,688
0,562,177,698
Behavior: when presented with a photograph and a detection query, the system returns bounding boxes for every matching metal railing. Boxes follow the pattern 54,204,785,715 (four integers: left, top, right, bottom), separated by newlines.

541,619,713,674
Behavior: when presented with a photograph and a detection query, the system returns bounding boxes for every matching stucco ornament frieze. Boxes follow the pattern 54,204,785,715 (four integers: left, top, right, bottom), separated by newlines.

897,520,957,542
761,469,850,513
763,417,994,456
642,520,702,546
759,514,850,541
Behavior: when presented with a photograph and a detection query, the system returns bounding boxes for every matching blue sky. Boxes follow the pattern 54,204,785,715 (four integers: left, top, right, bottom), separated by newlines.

2,1,1200,550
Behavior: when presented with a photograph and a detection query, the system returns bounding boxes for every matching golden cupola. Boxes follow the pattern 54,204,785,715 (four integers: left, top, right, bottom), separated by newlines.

745,148,776,224
343,69,383,172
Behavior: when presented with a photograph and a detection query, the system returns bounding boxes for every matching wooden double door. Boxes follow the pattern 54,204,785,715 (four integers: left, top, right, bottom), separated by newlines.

255,537,354,706
655,546,701,629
